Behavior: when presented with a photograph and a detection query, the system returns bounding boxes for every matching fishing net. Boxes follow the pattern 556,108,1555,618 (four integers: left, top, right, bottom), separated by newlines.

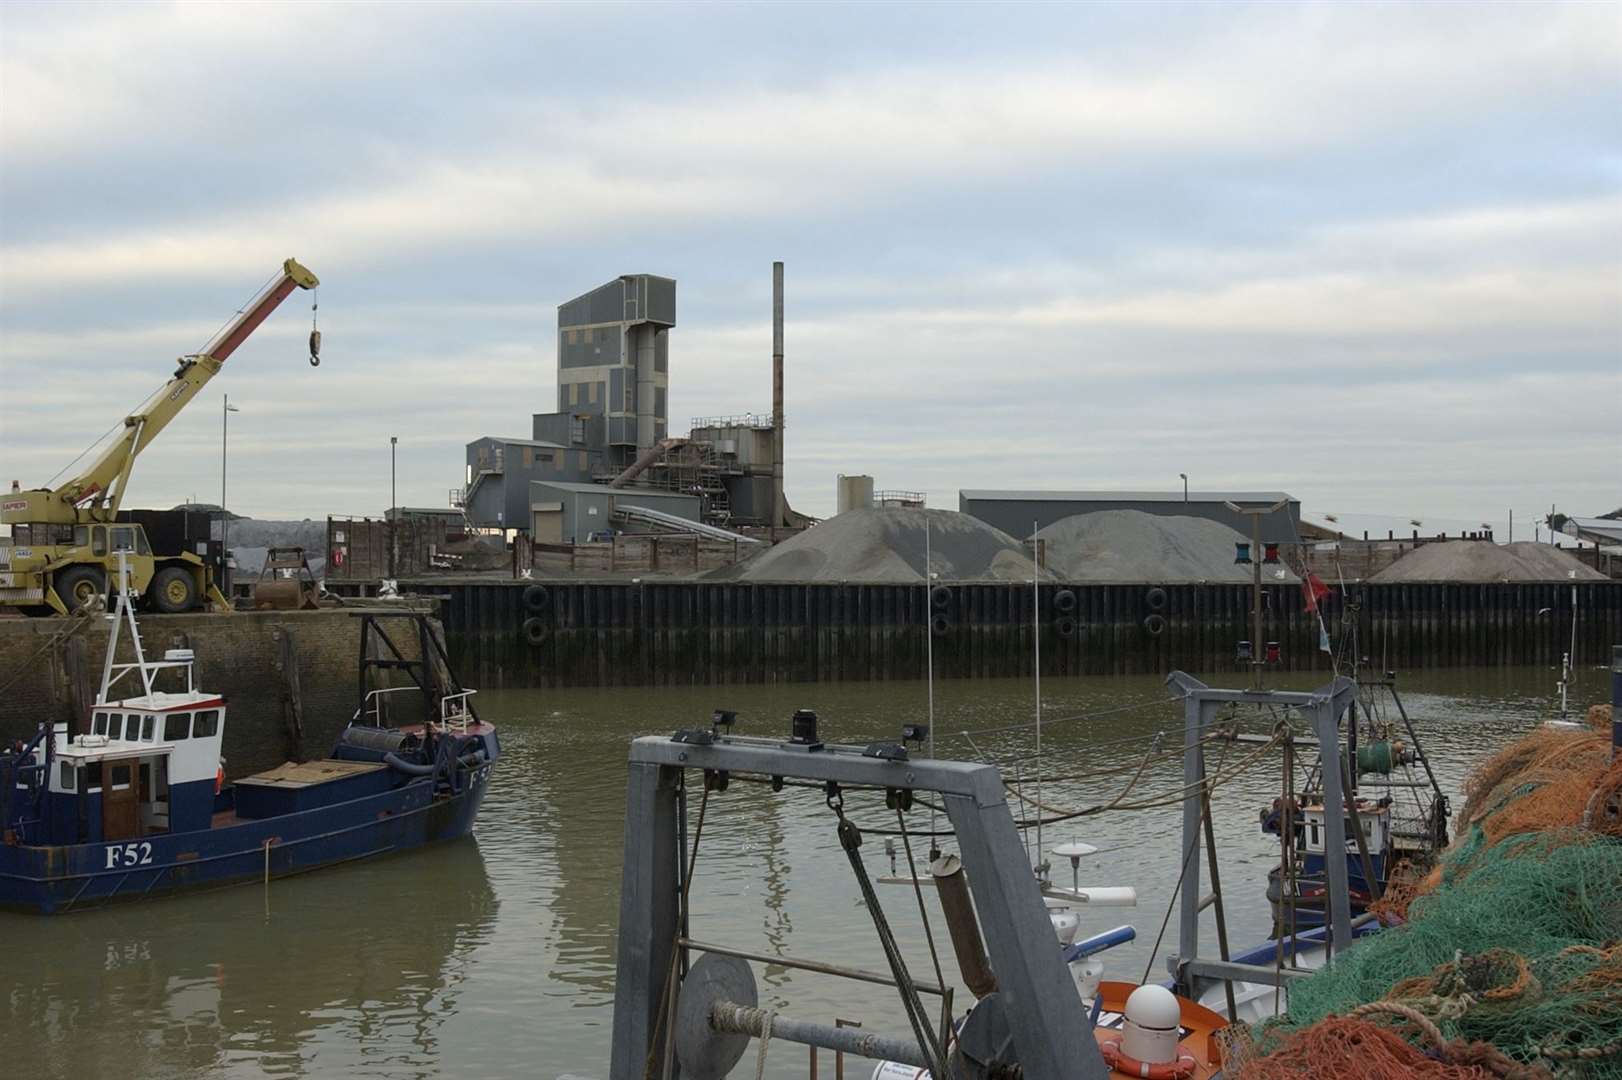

1236,722,1622,1079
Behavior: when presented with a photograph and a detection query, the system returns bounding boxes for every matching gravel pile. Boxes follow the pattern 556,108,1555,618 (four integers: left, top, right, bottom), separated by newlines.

1370,541,1605,583
1036,510,1298,583
720,507,1049,582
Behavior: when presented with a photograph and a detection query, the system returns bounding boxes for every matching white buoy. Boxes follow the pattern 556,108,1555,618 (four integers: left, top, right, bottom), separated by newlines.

1121,984,1181,1065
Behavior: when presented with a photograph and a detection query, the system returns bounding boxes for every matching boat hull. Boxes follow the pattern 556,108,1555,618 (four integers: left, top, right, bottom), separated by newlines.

0,762,492,914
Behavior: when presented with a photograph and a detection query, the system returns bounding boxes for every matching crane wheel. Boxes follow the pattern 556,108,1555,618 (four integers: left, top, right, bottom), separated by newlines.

53,566,107,615
151,567,198,613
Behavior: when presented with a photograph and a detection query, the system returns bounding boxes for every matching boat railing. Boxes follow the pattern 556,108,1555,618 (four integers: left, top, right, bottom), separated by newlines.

350,686,419,727
439,689,478,734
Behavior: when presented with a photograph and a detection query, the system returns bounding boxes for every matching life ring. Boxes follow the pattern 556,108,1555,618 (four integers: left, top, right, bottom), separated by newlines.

929,585,952,612
521,616,549,646
1143,614,1166,637
1145,587,1168,611
522,583,551,614
930,613,951,637
1054,589,1077,614
1099,1037,1197,1080
1055,616,1077,639
215,764,224,796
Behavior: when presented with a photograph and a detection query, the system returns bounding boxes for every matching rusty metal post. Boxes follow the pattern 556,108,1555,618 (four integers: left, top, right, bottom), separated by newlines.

931,854,998,998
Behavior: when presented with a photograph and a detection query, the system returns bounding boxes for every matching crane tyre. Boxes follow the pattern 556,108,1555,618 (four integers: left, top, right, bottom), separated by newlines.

150,567,198,613
522,584,551,614
521,617,549,647
53,566,107,615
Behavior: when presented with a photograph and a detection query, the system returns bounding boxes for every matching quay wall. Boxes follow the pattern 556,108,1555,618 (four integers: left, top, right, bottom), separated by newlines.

0,609,430,778
426,578,1622,688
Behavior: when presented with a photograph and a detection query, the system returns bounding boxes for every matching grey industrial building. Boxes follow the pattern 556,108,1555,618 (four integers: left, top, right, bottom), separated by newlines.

528,481,699,544
959,490,1303,541
462,271,798,536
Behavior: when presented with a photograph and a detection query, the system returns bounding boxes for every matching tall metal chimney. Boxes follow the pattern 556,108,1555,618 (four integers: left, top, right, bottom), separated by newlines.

772,260,785,529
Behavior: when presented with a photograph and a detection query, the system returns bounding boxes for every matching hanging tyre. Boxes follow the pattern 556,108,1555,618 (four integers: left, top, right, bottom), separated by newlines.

1145,587,1168,611
521,616,549,646
1055,616,1077,639
1143,613,1166,636
930,613,951,636
522,584,551,614
930,585,952,611
1054,589,1077,614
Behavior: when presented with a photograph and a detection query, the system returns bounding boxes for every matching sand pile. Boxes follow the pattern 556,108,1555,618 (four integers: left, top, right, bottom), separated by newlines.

1370,541,1604,583
1035,510,1298,583
719,508,1049,583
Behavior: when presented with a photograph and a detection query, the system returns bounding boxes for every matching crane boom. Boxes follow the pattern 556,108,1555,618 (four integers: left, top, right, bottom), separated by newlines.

36,258,319,522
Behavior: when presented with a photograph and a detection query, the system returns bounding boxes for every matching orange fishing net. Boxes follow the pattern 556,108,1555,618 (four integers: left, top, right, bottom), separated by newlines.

1230,1013,1552,1079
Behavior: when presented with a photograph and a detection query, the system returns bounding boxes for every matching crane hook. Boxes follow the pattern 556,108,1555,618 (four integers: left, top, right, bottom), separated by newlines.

308,288,321,367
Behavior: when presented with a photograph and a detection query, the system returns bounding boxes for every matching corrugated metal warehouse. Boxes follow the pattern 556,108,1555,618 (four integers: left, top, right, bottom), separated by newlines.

528,480,699,544
958,489,1303,541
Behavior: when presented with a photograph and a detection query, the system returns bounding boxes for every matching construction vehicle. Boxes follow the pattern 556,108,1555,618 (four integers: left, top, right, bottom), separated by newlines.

0,259,320,616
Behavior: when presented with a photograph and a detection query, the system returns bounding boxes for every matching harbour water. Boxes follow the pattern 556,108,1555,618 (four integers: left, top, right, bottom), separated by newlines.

9,664,1606,1080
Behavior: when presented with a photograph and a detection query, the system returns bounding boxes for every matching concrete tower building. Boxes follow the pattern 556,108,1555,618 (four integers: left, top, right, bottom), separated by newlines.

556,274,676,467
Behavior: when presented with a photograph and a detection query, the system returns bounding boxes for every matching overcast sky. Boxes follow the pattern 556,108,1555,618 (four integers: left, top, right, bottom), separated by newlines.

2,1,1618,538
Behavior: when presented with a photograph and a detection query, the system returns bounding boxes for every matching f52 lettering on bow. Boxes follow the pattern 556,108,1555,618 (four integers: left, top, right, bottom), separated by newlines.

105,842,153,869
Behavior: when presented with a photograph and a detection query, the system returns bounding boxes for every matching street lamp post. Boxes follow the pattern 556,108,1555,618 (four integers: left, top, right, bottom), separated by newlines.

1179,473,1188,502
221,394,241,554
390,436,398,578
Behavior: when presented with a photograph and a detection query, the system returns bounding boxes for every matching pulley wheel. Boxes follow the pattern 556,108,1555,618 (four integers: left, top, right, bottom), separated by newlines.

674,953,757,1080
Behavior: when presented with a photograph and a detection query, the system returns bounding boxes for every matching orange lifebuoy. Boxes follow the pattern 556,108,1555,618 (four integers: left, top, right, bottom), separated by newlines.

1099,1037,1198,1079
215,766,224,795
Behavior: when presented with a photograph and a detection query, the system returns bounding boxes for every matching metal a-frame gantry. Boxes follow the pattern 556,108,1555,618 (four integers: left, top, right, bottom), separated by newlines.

607,725,1107,1080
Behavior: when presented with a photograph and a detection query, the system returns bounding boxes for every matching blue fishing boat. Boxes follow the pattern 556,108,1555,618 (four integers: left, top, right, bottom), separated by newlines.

0,562,498,914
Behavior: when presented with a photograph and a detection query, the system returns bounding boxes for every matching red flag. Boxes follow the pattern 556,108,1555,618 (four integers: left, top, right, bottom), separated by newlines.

1301,572,1331,613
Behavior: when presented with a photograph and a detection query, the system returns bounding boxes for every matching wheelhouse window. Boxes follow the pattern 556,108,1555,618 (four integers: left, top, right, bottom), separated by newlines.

60,762,76,790
109,763,132,790
141,715,155,741
192,710,220,738
124,715,142,741
92,712,111,736
164,713,191,741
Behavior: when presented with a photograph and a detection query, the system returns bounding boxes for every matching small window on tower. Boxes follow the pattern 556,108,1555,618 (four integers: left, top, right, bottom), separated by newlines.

571,416,586,444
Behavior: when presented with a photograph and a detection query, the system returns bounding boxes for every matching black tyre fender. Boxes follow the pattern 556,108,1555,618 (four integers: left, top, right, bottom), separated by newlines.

521,616,549,646
522,584,551,614
929,585,952,612
1055,616,1077,639
930,613,951,637
52,565,107,614
1053,589,1077,614
1145,587,1168,611
149,565,198,613
1144,613,1166,636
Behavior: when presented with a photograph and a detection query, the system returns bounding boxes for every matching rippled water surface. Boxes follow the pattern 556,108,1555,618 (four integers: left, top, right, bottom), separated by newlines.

8,663,1607,1079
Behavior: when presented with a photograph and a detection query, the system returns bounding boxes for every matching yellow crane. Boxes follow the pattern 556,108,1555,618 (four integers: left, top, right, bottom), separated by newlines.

0,258,319,616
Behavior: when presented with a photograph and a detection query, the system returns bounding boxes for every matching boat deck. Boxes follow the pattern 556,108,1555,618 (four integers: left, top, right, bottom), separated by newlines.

235,759,386,789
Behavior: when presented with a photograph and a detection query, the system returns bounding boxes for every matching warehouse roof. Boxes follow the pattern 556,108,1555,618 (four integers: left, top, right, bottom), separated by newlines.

530,480,692,496
960,489,1297,504
474,436,569,450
